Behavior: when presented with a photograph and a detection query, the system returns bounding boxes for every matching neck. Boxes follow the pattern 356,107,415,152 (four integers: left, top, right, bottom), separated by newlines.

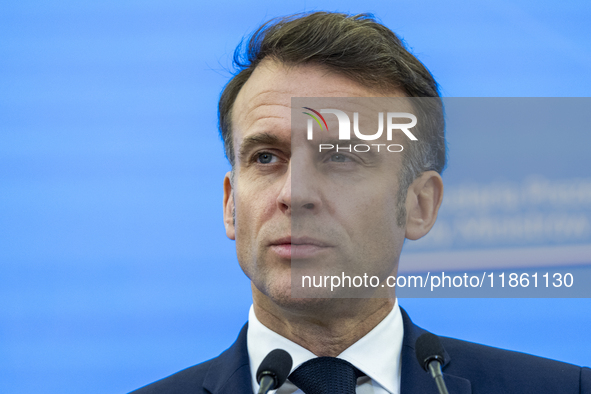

252,284,395,357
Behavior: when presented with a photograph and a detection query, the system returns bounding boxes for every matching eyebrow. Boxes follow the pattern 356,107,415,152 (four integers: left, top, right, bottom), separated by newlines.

237,132,286,163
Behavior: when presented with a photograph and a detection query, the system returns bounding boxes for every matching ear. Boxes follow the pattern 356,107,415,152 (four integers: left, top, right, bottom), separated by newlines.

223,171,236,240
404,171,444,240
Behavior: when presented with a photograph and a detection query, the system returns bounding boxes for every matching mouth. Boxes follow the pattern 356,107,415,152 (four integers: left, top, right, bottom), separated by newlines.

269,236,334,259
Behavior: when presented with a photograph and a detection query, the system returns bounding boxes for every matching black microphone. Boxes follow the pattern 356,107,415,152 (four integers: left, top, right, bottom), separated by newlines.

415,333,450,394
256,349,293,394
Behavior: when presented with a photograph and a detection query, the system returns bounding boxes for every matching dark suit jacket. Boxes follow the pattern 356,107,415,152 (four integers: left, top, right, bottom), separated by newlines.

131,308,591,393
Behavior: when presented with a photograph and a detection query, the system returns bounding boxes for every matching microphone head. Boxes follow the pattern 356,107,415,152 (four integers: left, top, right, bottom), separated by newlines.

256,349,293,389
415,333,445,371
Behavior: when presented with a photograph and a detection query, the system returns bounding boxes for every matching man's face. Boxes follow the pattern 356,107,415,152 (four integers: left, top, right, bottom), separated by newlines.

223,59,410,307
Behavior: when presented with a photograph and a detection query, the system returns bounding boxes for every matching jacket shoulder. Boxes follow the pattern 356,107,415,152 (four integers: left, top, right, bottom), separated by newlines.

129,358,214,394
129,323,251,394
439,335,591,393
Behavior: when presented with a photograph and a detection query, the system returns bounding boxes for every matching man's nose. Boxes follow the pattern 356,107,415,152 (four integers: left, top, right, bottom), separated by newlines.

277,160,322,215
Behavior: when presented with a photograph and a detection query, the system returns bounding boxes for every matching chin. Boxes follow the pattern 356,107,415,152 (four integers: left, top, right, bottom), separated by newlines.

273,292,348,314
269,282,380,318
255,275,335,309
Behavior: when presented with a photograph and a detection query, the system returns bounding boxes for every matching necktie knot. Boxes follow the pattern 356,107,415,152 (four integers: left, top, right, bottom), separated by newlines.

288,357,364,394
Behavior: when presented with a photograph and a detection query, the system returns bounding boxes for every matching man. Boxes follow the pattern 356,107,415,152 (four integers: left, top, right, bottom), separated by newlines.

132,12,590,394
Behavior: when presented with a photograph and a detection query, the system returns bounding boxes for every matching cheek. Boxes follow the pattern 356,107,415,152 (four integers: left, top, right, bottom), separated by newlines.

234,188,276,233
345,189,404,260
232,181,281,266
232,183,288,289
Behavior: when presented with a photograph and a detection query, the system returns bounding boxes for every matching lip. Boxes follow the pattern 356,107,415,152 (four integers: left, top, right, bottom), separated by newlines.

269,236,334,259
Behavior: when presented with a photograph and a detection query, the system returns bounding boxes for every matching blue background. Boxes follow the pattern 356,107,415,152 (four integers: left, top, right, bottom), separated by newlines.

1,1,590,393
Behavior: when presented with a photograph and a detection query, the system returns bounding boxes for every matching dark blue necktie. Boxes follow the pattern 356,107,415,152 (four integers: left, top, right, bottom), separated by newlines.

288,357,364,394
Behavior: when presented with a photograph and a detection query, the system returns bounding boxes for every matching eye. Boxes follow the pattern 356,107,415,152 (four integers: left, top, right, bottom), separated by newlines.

329,153,352,162
257,152,276,164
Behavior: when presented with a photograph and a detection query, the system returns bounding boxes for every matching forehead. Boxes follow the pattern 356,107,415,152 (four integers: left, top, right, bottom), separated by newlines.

231,59,405,144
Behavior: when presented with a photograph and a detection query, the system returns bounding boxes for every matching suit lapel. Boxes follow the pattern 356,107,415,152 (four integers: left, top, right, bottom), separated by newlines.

400,308,471,394
203,323,253,394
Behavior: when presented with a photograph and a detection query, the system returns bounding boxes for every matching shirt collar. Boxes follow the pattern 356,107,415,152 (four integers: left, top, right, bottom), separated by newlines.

247,300,403,394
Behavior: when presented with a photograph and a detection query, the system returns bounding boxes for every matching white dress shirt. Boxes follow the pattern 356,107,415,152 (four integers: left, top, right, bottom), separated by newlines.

247,300,403,394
